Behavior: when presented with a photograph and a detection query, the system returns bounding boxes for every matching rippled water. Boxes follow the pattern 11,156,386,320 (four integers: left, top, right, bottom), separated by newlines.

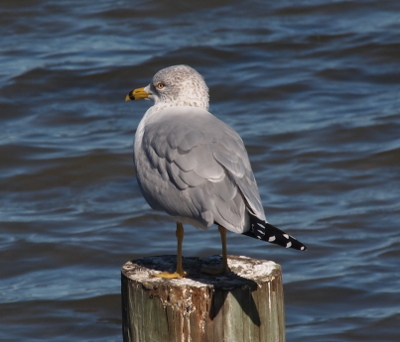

1,0,400,341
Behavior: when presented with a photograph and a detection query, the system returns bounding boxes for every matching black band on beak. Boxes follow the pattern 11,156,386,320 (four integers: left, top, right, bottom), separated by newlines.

128,91,135,100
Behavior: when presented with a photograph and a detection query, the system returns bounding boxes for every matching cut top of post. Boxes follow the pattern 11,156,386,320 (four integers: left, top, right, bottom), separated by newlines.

121,255,281,289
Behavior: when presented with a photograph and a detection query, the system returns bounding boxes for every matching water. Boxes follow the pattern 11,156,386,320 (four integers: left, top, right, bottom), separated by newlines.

1,0,400,341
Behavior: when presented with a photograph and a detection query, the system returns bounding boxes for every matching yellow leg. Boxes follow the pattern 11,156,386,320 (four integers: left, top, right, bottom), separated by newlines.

153,222,187,279
176,222,185,276
201,225,231,275
219,225,229,273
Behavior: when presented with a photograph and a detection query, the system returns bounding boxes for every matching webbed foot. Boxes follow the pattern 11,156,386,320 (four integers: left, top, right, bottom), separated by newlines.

152,270,187,279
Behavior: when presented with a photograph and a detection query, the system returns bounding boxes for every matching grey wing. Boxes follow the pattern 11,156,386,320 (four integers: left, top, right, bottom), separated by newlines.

137,108,265,233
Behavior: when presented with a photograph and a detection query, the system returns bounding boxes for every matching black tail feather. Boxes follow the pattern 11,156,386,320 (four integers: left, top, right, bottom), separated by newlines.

243,215,307,251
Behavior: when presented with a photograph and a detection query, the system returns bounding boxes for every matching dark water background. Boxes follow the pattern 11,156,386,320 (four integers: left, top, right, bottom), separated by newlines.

1,0,400,341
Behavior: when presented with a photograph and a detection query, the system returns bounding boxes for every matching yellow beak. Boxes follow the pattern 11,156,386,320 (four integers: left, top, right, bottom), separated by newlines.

125,87,151,101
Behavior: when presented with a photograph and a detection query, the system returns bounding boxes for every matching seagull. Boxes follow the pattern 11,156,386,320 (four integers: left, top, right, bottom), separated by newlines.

125,65,306,279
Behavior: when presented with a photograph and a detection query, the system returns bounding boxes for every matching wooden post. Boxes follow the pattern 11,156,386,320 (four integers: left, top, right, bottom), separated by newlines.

121,255,285,342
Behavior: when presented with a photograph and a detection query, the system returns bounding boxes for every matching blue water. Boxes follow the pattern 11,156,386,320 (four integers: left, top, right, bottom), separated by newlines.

1,0,399,341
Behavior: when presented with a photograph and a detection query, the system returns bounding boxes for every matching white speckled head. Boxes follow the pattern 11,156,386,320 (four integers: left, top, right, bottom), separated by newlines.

146,65,209,110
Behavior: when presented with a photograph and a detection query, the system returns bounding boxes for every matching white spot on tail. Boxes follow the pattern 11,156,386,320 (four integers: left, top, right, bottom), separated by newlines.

257,229,264,234
257,223,264,228
301,246,306,251
268,236,276,242
286,241,292,248
283,234,289,239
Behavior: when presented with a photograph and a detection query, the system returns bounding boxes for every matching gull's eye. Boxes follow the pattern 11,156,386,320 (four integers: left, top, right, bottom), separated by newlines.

156,82,165,90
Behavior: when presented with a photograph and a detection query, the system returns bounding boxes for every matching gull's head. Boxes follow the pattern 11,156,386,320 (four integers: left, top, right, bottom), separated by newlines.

125,65,209,110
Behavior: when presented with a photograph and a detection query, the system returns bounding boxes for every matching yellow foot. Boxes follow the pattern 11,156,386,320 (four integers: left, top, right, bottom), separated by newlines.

201,266,230,275
151,271,187,279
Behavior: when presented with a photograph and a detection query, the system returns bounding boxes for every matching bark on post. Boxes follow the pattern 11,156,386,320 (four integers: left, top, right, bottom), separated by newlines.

121,255,285,342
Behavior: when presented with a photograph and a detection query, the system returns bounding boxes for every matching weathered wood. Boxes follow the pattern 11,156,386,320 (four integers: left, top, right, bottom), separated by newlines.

121,255,285,342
